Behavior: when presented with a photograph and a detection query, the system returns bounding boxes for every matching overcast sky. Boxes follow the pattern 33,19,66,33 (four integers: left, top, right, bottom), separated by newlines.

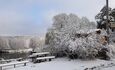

0,0,114,37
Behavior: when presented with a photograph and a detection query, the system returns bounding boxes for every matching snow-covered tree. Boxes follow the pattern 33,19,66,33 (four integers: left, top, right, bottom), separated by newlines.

45,13,102,59
30,36,45,52
45,13,115,60
7,36,32,50
0,36,44,53
0,37,10,49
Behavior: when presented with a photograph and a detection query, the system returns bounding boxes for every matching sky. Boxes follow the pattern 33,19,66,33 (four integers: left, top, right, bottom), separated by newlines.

0,0,115,37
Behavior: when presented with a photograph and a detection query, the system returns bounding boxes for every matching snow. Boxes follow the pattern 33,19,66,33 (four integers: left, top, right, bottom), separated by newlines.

103,66,115,70
6,58,115,70
36,56,55,60
45,13,100,59
29,52,50,57
45,13,115,59
0,61,29,67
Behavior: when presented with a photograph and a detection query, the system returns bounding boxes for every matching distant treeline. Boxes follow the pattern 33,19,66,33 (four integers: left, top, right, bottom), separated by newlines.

0,36,44,52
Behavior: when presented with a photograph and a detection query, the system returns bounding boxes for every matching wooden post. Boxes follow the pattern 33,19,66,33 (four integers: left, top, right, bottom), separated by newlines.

106,0,110,44
24,63,26,66
14,64,16,68
0,67,2,70
49,59,51,61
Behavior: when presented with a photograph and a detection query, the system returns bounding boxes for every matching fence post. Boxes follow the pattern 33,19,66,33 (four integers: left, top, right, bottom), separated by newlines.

24,63,26,66
0,67,2,70
14,64,16,68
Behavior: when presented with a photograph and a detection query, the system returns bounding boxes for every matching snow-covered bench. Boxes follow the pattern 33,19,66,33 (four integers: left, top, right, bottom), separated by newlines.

16,58,24,61
0,61,29,70
0,60,11,64
29,52,50,58
34,56,55,63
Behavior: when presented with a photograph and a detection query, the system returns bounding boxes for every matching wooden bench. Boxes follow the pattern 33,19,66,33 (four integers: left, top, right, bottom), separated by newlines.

0,61,29,70
0,60,11,64
16,58,24,61
29,52,50,58
34,56,55,63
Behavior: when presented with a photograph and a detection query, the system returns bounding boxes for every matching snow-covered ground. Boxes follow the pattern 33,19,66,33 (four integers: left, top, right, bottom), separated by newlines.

5,58,115,70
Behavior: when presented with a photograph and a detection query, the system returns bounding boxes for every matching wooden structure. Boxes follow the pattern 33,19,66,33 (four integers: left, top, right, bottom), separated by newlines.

36,56,55,62
29,52,50,58
29,52,55,63
0,49,11,53
0,61,29,70
110,22,115,29
0,59,12,64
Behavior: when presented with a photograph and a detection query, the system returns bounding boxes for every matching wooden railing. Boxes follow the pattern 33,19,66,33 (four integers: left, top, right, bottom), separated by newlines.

0,61,29,70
